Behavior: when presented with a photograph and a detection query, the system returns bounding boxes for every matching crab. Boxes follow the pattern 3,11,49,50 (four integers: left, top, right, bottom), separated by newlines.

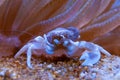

14,27,111,69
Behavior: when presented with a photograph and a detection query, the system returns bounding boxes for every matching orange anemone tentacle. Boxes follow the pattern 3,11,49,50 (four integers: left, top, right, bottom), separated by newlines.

19,0,84,38
80,12,120,41
91,6,120,24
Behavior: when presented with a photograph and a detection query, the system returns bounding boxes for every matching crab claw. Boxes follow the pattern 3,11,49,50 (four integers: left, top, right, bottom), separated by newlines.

54,39,60,45
45,45,54,55
63,40,78,56
77,41,111,66
66,44,78,56
80,50,101,66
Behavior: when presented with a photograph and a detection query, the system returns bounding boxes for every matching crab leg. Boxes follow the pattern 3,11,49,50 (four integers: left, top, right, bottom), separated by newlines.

26,45,33,69
97,45,111,56
14,44,29,58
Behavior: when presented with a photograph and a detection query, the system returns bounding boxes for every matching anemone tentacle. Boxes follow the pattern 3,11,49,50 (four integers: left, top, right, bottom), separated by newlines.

80,12,120,41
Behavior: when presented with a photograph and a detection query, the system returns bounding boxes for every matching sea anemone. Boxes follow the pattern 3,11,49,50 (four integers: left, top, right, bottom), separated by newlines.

0,0,120,57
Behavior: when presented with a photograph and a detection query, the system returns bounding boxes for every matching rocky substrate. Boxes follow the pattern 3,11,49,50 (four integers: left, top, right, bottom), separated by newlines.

0,55,120,80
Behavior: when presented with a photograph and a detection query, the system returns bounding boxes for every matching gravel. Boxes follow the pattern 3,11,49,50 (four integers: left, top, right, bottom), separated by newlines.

0,55,120,80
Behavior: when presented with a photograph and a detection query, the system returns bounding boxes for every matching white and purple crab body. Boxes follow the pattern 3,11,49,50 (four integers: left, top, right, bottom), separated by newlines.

15,27,111,69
